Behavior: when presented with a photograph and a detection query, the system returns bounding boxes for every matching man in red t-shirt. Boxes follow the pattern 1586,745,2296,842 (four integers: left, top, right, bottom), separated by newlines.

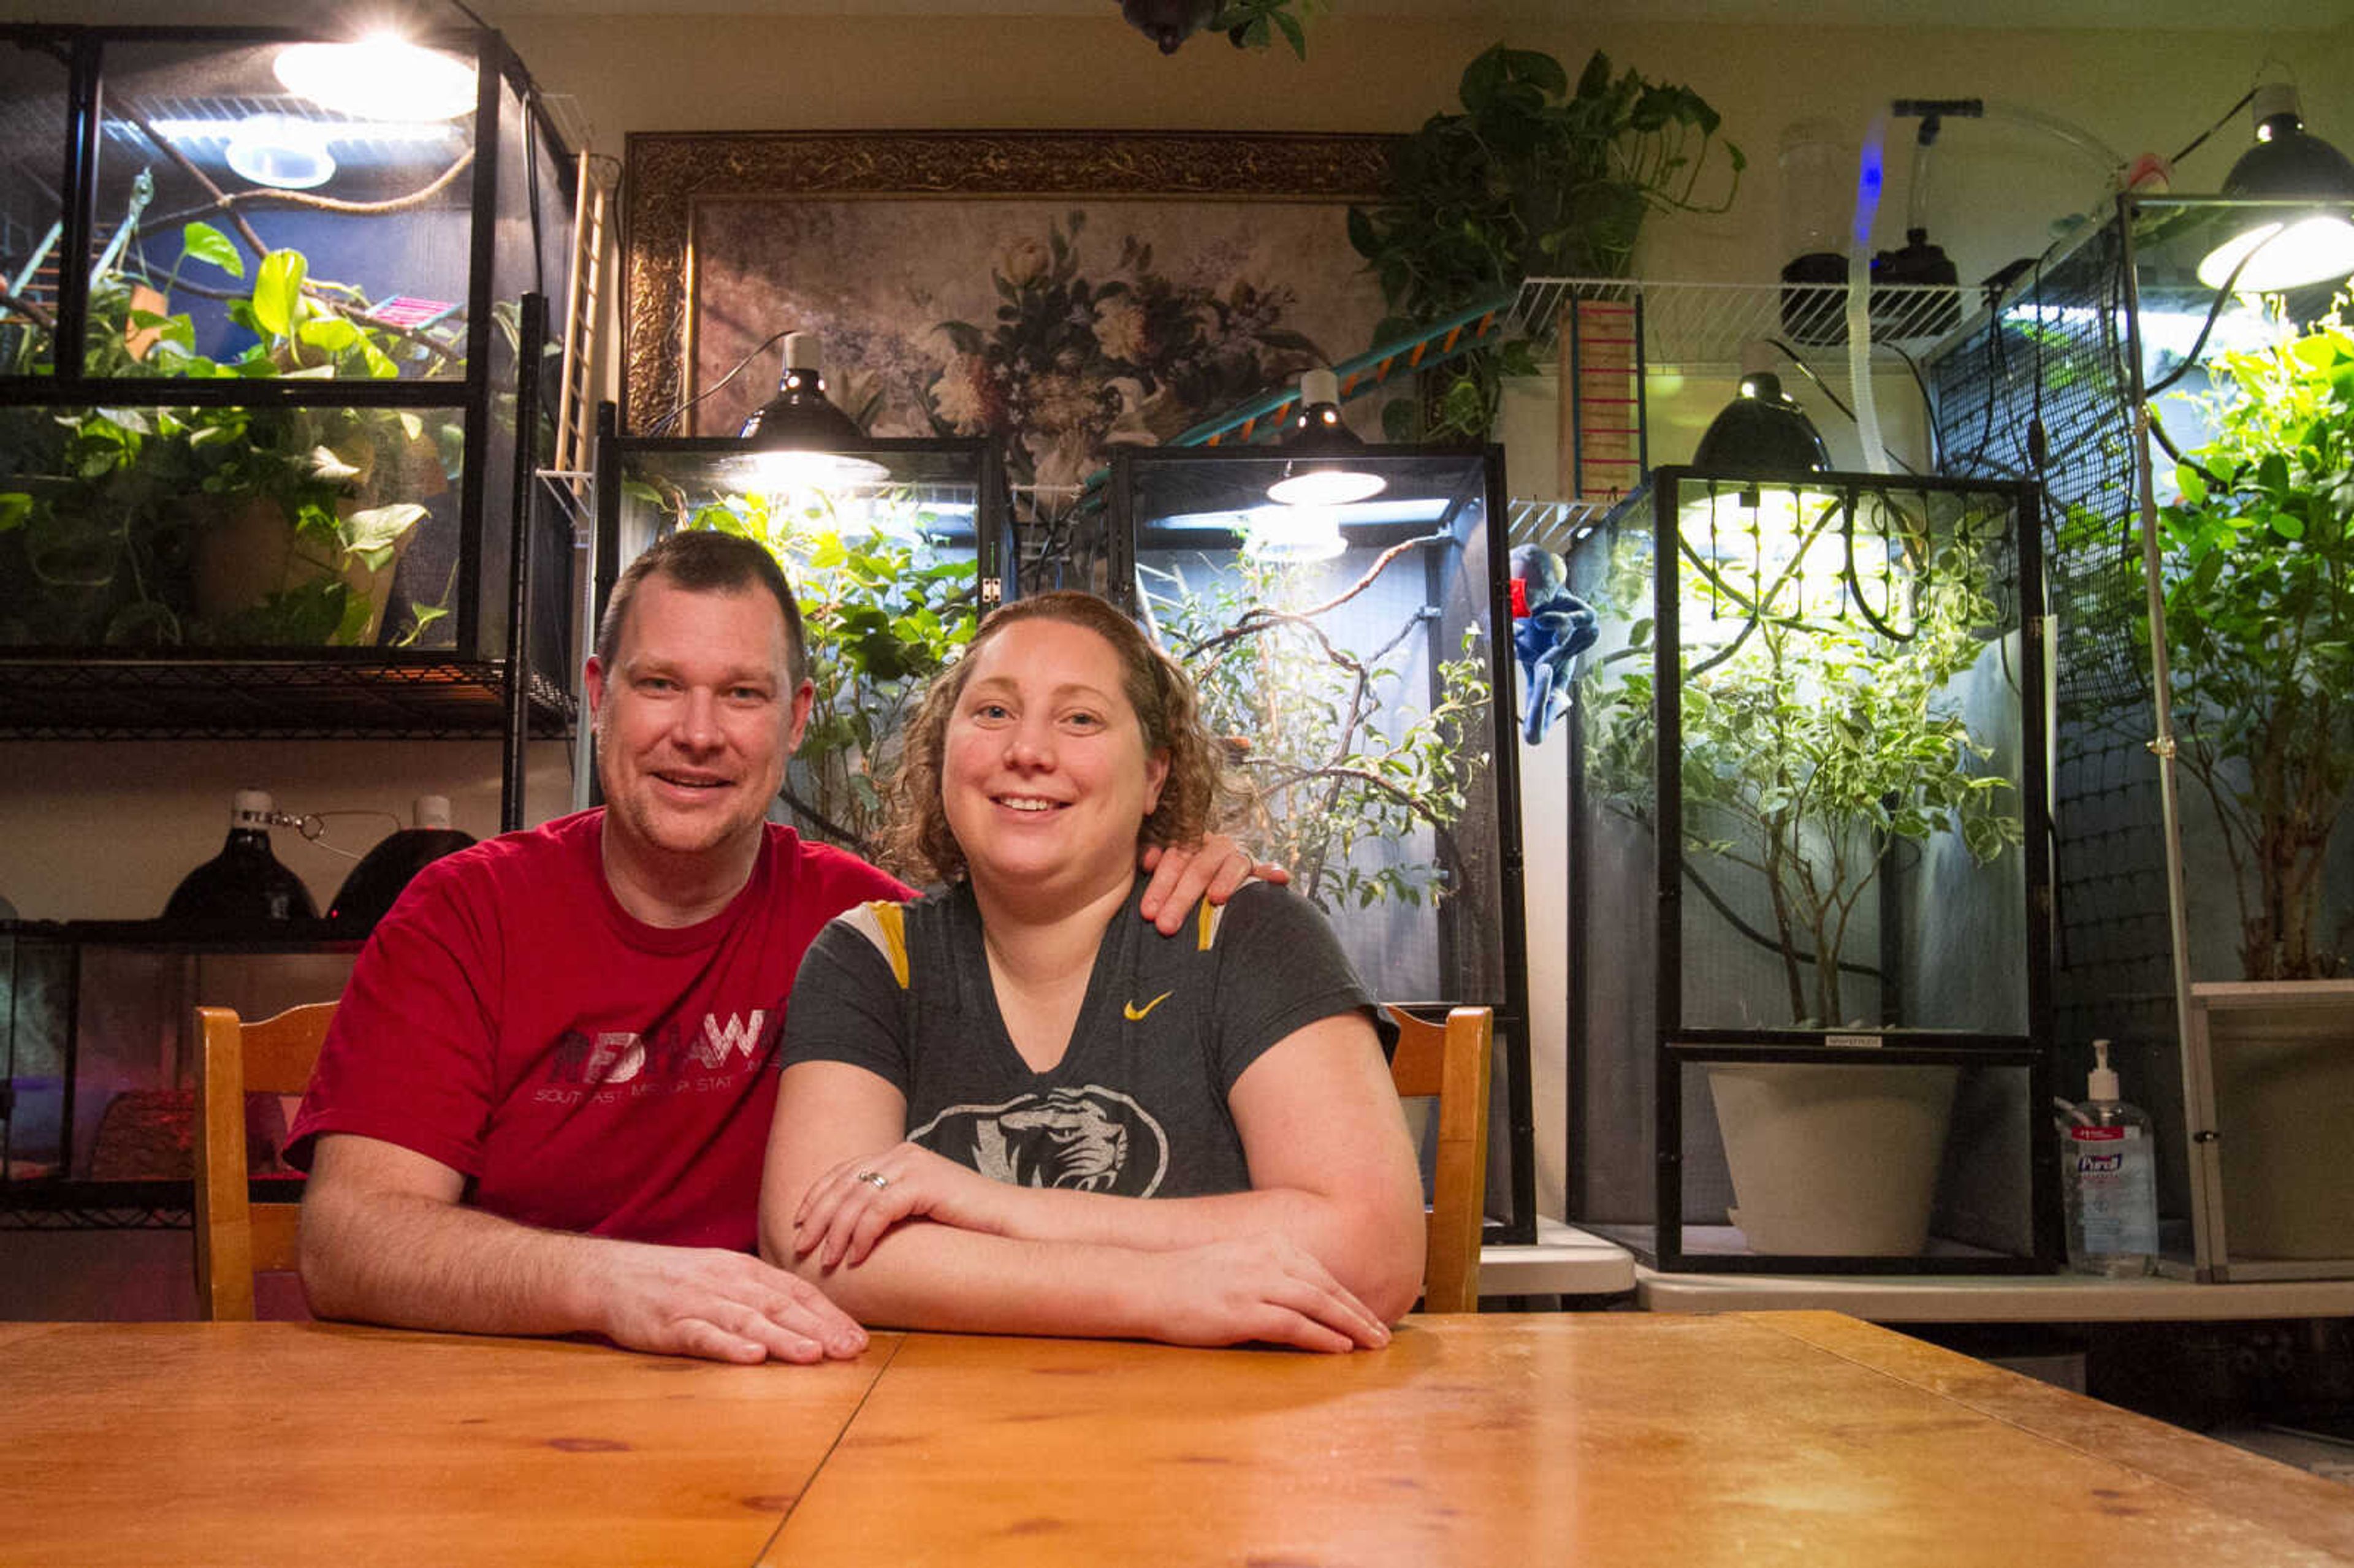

288,531,1263,1363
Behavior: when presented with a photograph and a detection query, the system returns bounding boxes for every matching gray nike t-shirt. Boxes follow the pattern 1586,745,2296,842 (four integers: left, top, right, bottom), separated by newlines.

779,876,1380,1198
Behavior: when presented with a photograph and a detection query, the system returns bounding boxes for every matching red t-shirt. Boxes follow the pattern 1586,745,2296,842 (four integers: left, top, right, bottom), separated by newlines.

284,810,910,1252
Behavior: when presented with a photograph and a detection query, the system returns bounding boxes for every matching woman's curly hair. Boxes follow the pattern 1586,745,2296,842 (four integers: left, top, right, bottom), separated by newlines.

882,590,1235,883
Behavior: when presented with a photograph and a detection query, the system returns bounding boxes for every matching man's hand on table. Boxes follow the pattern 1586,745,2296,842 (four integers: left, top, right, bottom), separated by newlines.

587,1241,870,1364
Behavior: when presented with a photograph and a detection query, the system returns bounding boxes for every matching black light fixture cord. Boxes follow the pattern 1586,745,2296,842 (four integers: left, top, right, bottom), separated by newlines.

642,327,797,438
1764,337,1925,476
2142,243,2260,400
2169,86,2260,169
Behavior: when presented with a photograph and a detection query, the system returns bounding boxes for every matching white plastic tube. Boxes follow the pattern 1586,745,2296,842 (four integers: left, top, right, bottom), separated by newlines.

1847,112,1890,474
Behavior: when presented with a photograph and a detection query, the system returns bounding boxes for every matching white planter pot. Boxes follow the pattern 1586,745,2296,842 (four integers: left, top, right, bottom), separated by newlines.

1708,1061,1959,1256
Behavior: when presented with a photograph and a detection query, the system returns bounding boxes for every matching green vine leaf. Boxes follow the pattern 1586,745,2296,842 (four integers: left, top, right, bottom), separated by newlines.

251,250,307,340
181,221,244,279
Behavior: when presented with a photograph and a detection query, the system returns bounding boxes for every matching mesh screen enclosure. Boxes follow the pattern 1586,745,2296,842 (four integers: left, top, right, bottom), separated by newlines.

1930,216,2179,1052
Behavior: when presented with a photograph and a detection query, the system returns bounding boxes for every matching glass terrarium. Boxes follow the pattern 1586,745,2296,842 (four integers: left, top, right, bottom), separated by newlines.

594,427,1013,869
0,25,574,691
1107,443,1536,1241
1566,467,2056,1271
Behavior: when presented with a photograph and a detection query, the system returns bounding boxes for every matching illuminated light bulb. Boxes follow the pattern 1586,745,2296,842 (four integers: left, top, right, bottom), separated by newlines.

275,36,479,123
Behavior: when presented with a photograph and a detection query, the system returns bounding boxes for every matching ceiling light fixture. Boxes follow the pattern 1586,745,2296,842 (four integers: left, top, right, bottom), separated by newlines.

2197,83,2354,293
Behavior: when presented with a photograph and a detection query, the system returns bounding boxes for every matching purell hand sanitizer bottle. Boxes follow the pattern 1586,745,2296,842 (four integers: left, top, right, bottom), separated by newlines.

2060,1040,2158,1277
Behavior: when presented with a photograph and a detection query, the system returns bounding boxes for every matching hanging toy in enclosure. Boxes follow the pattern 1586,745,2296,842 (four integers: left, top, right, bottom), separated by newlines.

1509,544,1598,745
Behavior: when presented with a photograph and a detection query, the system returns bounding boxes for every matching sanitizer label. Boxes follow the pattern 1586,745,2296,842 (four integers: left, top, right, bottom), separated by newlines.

2069,1124,2157,1255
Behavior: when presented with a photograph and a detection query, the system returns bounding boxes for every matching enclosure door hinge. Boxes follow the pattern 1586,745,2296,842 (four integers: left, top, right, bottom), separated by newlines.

981,576,1004,606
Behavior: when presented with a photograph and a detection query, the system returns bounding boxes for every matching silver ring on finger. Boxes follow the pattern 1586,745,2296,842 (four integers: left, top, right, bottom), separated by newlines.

854,1170,890,1190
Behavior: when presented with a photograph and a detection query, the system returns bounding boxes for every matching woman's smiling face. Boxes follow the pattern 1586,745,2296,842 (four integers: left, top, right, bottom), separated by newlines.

941,616,1170,903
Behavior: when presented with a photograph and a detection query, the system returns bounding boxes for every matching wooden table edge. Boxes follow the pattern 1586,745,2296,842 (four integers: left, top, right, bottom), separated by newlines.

1745,1311,2354,1562
0,1322,69,1354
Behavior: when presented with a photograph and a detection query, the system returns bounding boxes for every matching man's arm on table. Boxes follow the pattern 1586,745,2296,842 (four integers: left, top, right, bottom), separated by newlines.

300,1133,868,1364
758,1058,1403,1352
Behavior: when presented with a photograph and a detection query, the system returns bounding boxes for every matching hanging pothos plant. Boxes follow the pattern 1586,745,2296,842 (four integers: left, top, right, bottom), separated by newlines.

1348,44,1742,441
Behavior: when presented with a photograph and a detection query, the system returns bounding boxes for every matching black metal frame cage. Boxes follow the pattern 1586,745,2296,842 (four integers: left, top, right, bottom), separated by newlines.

1929,192,2354,1280
1566,465,2057,1273
1104,441,1538,1244
0,25,578,781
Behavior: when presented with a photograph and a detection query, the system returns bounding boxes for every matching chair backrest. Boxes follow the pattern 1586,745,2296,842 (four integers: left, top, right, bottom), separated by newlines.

193,1002,335,1322
1383,1003,1492,1314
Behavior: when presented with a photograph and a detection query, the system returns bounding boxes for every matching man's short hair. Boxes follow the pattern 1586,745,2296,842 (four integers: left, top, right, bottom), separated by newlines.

596,530,810,690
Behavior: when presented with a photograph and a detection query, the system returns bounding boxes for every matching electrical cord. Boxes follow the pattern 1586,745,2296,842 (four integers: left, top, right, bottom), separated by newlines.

1765,336,1922,475
641,326,795,437
2141,243,2258,400
1887,340,1941,473
2169,86,2259,170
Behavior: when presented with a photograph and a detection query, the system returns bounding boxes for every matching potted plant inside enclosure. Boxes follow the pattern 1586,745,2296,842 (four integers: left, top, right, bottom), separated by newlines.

1582,477,2032,1257
2154,310,2354,1263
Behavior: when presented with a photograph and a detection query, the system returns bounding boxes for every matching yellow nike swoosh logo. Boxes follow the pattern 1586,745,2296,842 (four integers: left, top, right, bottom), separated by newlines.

1124,991,1173,1021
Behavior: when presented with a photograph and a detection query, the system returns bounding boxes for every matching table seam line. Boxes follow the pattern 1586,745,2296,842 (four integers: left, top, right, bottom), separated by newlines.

748,1332,910,1566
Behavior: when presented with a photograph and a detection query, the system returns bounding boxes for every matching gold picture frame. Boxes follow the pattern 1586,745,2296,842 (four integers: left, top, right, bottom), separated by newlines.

621,129,1397,487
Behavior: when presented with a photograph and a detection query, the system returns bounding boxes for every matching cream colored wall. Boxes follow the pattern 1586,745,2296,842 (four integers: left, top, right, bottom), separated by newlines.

497,13,2342,283
2,7,2345,1222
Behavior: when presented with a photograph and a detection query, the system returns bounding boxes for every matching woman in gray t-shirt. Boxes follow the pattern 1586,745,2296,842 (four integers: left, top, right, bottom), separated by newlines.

760,590,1424,1351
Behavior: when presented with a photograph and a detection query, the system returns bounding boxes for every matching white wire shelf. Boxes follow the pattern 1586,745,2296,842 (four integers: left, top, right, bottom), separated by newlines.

1507,497,1623,552
1512,276,1971,368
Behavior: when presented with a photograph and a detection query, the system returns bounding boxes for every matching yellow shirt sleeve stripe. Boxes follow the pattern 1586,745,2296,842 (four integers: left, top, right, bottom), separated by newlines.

840,899,911,988
1194,873,1263,950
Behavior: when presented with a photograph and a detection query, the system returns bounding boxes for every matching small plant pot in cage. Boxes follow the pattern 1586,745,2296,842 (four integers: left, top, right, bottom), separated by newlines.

1709,1060,1959,1255
194,495,425,647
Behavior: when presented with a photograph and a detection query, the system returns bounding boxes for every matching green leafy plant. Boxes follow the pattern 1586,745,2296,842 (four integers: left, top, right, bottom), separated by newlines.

638,480,978,866
1140,546,1490,911
1348,44,1742,441
1583,495,2021,1024
2156,315,2354,980
0,222,460,649
1216,0,1326,56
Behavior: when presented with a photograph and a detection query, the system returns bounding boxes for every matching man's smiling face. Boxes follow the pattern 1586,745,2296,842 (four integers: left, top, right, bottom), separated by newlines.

585,574,810,872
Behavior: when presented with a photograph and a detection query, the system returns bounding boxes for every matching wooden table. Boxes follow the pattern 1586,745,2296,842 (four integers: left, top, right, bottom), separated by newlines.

6,1314,2350,1566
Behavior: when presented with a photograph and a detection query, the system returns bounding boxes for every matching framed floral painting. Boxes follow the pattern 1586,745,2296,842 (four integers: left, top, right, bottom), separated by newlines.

621,130,1398,503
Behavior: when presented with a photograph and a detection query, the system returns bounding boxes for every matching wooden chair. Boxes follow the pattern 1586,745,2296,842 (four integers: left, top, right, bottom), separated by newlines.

193,1002,335,1321
1384,1003,1493,1314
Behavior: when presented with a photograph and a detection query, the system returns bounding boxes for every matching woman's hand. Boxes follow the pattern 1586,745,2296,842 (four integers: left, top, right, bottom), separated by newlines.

791,1142,1004,1269
1142,1233,1394,1353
